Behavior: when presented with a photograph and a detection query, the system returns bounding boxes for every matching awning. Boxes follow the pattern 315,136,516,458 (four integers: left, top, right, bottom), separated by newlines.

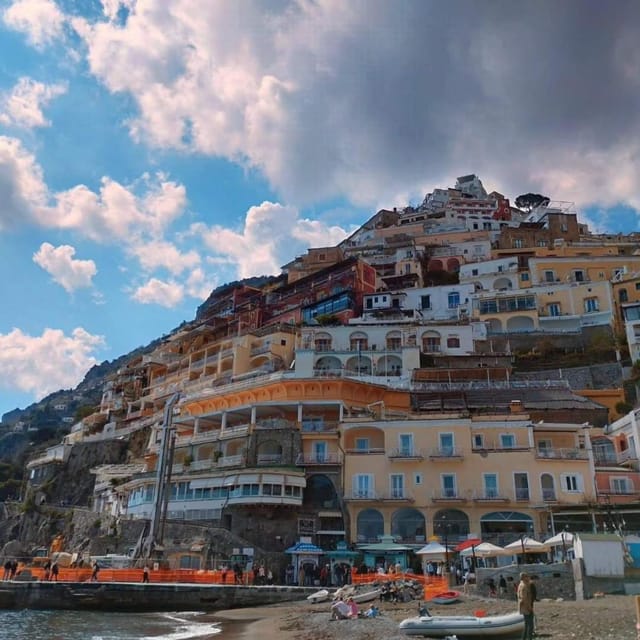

223,475,237,486
454,538,482,552
262,473,284,483
237,473,260,483
189,477,224,489
285,476,307,487
285,541,324,554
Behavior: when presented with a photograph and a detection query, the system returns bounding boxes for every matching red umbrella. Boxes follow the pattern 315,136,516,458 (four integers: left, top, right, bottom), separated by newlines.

454,538,481,552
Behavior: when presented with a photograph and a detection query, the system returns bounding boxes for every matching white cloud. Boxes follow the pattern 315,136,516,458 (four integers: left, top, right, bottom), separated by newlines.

131,277,184,307
33,242,97,292
63,1,640,217
185,267,215,301
194,201,352,279
129,239,200,275
0,327,104,400
0,77,67,129
2,0,65,48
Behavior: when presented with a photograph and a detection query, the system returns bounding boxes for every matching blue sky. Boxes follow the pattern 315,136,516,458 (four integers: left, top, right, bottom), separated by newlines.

0,0,639,418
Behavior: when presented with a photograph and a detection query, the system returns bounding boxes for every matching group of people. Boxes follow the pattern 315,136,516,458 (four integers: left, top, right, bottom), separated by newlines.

2,559,18,580
42,560,59,581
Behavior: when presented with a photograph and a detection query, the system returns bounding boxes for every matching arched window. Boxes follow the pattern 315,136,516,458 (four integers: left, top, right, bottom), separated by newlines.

350,331,369,351
357,509,384,542
304,474,339,510
391,508,425,542
433,509,470,536
541,474,556,502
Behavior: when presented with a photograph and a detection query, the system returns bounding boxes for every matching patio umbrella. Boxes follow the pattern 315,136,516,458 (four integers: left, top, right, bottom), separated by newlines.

503,536,548,554
454,538,481,569
416,541,448,562
544,532,574,547
460,542,504,558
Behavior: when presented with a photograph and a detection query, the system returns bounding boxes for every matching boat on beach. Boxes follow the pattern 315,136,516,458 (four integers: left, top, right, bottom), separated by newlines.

307,589,330,603
399,611,524,638
429,590,460,605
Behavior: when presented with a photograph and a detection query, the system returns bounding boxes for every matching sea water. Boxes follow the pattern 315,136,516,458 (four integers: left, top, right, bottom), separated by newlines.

0,610,222,640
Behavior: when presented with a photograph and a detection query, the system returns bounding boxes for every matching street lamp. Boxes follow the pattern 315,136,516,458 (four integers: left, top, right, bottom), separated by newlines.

441,516,450,575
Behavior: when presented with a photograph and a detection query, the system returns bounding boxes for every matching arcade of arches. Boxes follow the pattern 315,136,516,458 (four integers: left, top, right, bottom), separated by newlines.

355,508,536,543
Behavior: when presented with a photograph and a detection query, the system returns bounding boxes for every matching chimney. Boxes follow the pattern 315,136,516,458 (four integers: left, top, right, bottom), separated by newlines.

509,400,523,414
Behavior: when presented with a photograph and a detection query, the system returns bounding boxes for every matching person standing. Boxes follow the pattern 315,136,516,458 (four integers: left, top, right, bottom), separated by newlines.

142,565,149,583
91,561,100,582
517,572,535,640
51,561,59,582
499,574,507,597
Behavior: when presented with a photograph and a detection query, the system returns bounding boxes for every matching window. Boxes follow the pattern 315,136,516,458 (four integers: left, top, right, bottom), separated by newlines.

483,473,498,498
439,433,454,455
421,295,431,310
313,441,327,463
473,434,484,449
514,473,530,500
350,335,369,350
584,298,599,313
500,434,515,449
513,239,523,248
520,272,530,281
353,474,374,498
544,270,556,283
387,336,402,350
574,270,585,282
399,434,414,456
537,439,552,452
315,338,331,351
472,268,479,276
547,303,561,317
365,298,373,309
355,438,369,452
423,336,441,353
561,473,582,492
448,292,461,309
447,336,461,348
318,253,326,261
619,289,629,303
611,477,631,494
414,473,422,485
390,474,405,498
442,474,457,498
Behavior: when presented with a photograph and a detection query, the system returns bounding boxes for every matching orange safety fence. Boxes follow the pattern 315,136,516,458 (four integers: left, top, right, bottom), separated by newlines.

23,567,259,584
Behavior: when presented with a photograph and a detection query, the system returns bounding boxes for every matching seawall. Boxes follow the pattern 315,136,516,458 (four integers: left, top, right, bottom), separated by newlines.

0,581,319,612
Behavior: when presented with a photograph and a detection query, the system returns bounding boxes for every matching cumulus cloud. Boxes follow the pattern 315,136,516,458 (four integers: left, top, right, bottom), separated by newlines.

131,277,184,307
33,242,97,292
63,0,640,216
128,239,200,275
0,327,104,399
2,0,65,48
194,201,352,279
0,77,67,129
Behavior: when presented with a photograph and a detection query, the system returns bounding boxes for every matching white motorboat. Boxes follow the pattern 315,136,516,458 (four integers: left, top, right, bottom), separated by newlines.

307,589,330,603
399,611,524,639
352,588,381,604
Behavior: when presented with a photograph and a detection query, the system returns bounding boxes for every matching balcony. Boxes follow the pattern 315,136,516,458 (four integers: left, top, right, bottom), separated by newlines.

432,489,467,503
346,447,385,455
296,453,342,466
429,447,464,461
515,488,530,501
473,490,509,502
380,491,414,502
219,424,249,439
217,454,244,468
388,448,425,460
536,448,588,461
346,491,378,501
542,489,557,502
257,453,283,465
250,344,272,357
617,449,638,465
301,420,339,433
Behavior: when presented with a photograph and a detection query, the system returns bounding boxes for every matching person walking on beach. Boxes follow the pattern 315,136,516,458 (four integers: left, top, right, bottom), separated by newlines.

517,572,535,640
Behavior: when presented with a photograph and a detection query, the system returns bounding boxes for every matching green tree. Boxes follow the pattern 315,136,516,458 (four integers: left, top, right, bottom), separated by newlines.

515,193,550,212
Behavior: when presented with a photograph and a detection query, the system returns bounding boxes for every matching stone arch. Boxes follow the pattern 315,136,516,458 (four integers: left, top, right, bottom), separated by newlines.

315,355,342,373
375,354,403,376
345,355,372,375
391,507,426,542
357,508,384,542
506,316,534,332
447,258,460,272
433,509,470,537
493,277,512,290
349,331,369,350
303,474,339,510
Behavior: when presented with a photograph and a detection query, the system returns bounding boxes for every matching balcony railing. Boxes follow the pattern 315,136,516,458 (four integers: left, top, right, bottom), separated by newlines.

346,447,385,455
429,447,464,459
432,489,466,501
542,489,557,501
515,488,530,501
536,448,588,460
346,491,378,500
296,453,342,465
217,454,244,468
301,421,339,433
381,491,413,501
473,490,509,501
388,448,425,460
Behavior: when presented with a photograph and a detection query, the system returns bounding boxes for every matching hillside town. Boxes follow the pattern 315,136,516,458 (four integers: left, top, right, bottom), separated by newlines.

4,174,640,583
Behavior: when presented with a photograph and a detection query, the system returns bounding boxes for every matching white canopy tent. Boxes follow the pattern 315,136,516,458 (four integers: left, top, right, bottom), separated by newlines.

416,541,448,562
503,536,548,554
544,531,574,547
460,542,504,558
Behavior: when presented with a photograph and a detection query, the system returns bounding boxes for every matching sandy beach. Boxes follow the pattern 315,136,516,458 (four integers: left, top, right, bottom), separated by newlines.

212,591,639,640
